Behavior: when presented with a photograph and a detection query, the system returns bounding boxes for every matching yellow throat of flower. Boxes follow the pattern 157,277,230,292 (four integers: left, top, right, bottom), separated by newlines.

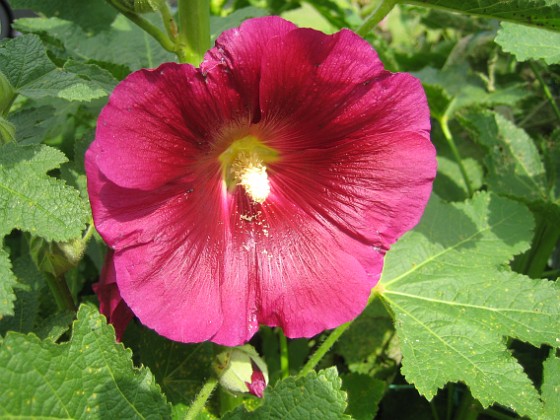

219,136,279,204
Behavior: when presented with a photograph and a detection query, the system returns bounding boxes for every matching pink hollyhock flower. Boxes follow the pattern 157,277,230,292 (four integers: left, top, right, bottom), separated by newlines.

92,251,134,341
86,16,436,346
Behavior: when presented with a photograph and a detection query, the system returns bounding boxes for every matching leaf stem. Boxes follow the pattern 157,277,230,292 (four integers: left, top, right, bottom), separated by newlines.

106,0,177,54
177,0,211,65
185,376,218,420
45,273,77,312
439,115,474,197
159,1,178,40
357,0,400,37
529,61,560,123
298,322,351,377
278,329,289,378
454,389,481,420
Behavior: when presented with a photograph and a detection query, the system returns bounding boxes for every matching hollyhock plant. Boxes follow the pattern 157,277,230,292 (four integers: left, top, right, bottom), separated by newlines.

86,16,436,346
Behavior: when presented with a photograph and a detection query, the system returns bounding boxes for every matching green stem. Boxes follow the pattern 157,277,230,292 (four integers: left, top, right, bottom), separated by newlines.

357,0,400,37
482,408,518,420
45,273,77,312
106,0,177,53
529,61,560,123
298,322,351,377
185,376,218,420
177,0,211,65
159,1,178,40
439,115,474,197
278,329,289,378
454,389,481,420
82,221,96,244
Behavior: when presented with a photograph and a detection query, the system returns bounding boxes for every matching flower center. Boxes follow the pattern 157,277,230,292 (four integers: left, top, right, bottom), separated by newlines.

219,136,279,203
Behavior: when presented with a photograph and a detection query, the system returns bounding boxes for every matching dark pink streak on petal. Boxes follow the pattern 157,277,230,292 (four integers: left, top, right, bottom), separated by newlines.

92,251,134,341
258,28,430,145
203,16,296,120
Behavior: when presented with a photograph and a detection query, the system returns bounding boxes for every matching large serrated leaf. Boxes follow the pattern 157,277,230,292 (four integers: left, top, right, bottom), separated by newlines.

496,22,560,64
0,304,171,418
0,143,88,241
224,367,349,419
0,35,112,102
407,0,560,32
379,192,560,418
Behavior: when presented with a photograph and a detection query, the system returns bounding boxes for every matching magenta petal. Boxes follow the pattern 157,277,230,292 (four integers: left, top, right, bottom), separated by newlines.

203,16,296,117
258,28,429,141
92,251,134,341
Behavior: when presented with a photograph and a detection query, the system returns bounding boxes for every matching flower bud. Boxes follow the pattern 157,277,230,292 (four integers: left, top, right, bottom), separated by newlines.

213,345,269,398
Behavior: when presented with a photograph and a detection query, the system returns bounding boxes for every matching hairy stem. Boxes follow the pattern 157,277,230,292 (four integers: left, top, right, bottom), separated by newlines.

45,273,77,312
439,115,474,197
105,0,177,53
298,322,351,377
357,0,400,37
185,376,218,420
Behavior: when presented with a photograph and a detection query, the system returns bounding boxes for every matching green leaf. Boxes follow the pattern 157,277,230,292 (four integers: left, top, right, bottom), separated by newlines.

0,142,89,241
9,0,117,31
14,16,175,73
417,66,528,119
0,255,44,333
0,247,17,319
0,35,112,101
0,304,171,418
379,192,560,418
458,110,549,203
407,0,560,32
496,22,560,64
8,105,57,145
541,350,560,420
341,373,385,420
224,368,349,419
434,156,484,202
125,324,214,405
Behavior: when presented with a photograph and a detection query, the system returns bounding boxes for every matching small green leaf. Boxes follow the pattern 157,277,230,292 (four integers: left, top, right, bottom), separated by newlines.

0,143,89,241
341,373,385,420
0,304,171,418
0,35,113,102
380,192,560,418
14,16,174,73
408,0,560,32
496,22,560,64
541,350,560,420
224,368,349,419
8,105,57,145
458,110,549,203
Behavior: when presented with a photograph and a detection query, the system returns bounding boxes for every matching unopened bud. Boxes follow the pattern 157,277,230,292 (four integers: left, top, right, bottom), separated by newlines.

213,345,269,398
